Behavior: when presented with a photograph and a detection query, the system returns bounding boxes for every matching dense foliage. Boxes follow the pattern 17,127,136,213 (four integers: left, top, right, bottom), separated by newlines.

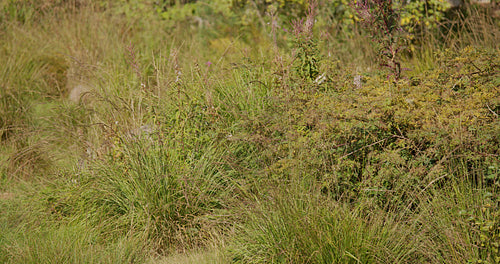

0,0,499,263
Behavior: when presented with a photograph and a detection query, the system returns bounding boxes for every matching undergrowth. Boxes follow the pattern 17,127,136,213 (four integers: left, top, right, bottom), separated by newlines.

0,0,499,263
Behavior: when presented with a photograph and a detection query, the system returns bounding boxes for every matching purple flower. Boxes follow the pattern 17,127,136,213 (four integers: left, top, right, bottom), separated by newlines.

206,61,212,66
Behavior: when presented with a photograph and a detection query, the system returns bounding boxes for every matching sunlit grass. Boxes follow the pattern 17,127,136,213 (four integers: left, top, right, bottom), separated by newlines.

0,1,498,263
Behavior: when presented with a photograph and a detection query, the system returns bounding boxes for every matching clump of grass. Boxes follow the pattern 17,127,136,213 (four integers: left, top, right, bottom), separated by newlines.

228,176,492,263
228,183,421,263
69,136,235,252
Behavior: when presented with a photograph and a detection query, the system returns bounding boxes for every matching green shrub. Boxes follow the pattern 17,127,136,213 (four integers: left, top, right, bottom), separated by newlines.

233,45,499,208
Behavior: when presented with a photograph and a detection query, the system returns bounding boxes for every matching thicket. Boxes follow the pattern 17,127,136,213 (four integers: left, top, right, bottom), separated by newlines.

0,0,499,263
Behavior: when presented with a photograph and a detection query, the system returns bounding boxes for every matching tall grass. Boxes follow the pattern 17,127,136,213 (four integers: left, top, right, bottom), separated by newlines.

230,187,419,263
73,138,236,252
229,175,492,263
0,0,498,263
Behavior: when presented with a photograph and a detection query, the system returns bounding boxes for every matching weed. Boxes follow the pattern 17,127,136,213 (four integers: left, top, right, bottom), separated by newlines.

291,1,320,82
352,0,408,80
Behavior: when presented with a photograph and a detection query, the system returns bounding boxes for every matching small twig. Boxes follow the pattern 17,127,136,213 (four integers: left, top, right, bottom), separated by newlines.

469,61,483,73
401,173,449,212
248,80,269,90
486,103,499,118
421,174,448,193
362,188,395,193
